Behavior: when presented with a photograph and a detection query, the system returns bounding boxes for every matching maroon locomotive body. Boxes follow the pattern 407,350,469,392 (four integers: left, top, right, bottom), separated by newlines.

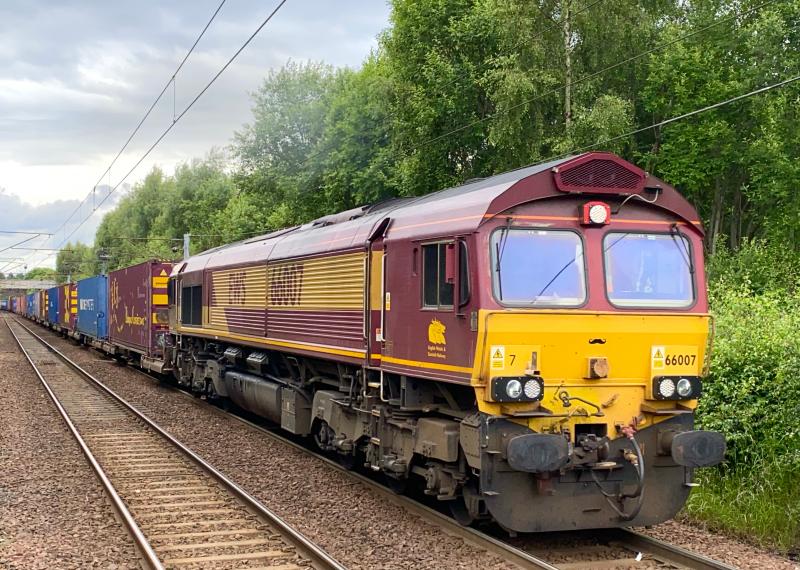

166,152,724,532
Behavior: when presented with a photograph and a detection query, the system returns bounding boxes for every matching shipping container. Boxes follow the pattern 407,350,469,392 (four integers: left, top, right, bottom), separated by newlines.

47,286,60,325
77,275,108,339
108,260,173,358
26,292,35,318
0,298,7,311
38,290,48,321
58,283,77,331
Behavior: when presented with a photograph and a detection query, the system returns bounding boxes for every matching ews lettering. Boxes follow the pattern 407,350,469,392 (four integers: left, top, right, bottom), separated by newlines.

270,265,304,306
228,271,246,305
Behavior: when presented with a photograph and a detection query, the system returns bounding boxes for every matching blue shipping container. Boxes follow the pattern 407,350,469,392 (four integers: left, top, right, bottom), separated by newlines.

77,275,108,339
47,286,60,325
26,293,35,317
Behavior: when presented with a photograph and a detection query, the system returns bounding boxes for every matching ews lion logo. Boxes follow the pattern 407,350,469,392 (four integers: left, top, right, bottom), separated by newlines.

428,318,446,345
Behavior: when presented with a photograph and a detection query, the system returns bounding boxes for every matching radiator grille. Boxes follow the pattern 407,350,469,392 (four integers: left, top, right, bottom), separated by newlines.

555,157,644,193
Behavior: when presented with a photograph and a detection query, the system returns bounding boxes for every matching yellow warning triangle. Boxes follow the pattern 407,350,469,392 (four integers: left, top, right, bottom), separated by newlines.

654,349,663,358
160,269,168,276
493,349,503,359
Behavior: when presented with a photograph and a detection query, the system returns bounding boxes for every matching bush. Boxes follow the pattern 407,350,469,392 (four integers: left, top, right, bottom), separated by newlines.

687,243,800,551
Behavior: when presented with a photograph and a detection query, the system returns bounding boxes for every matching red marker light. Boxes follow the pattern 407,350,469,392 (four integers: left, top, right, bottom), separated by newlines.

582,201,611,225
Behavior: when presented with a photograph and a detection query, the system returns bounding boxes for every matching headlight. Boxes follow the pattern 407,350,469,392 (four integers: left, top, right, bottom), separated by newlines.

659,378,676,398
652,376,702,400
491,376,545,403
506,379,522,399
676,378,692,397
524,379,542,399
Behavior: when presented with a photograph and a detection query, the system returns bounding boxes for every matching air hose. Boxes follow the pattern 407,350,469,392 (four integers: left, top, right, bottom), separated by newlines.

590,431,645,521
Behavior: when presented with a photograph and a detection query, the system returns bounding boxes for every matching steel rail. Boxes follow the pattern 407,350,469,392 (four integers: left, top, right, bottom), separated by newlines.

5,317,164,570
610,528,739,570
7,316,346,570
24,316,740,570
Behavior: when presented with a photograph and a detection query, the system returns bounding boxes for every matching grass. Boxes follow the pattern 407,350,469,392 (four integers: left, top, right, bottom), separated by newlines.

684,454,800,555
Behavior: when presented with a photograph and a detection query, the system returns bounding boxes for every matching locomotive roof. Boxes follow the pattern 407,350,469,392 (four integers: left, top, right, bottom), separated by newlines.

176,152,702,275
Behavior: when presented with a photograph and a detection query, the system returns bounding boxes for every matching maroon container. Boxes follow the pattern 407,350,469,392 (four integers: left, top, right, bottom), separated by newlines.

108,260,173,357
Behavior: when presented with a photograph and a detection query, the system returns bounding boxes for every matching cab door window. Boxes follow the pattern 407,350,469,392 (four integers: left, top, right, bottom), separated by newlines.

423,243,454,309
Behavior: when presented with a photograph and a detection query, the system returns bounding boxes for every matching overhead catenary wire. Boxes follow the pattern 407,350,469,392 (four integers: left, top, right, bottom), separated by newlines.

554,73,800,159
46,0,289,260
48,0,229,245
25,0,288,275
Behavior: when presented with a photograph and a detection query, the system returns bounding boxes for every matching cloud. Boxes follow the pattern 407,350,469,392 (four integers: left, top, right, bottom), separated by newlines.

0,185,123,271
0,0,390,269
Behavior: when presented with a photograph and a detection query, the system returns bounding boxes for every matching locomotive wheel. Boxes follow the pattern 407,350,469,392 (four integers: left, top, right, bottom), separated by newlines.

449,495,475,526
336,450,358,470
313,420,333,451
384,474,408,495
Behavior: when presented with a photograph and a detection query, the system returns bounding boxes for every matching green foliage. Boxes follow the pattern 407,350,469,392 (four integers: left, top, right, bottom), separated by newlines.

691,243,800,551
687,458,800,551
92,153,234,271
55,242,97,283
24,267,56,281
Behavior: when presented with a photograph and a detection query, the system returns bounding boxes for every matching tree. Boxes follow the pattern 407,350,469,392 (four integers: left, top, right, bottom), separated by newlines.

55,242,97,283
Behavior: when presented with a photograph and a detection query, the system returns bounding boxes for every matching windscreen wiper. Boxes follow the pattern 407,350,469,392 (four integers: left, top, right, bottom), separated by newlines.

495,217,512,299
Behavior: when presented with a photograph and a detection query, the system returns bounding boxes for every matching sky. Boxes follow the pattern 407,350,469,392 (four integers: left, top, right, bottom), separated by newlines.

0,0,391,273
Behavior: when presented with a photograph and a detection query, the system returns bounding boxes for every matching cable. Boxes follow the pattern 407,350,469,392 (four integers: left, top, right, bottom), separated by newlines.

52,0,289,252
409,0,779,151
48,0,229,244
555,73,800,158
31,0,289,273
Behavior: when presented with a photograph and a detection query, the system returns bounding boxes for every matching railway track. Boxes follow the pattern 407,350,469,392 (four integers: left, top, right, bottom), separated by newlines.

6,316,344,570
15,315,740,570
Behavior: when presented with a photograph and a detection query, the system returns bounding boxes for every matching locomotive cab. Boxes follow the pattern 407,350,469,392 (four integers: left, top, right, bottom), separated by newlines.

372,152,724,531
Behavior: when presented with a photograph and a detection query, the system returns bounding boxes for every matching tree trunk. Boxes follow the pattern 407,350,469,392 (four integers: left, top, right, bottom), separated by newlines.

708,177,724,255
562,0,572,131
729,185,742,250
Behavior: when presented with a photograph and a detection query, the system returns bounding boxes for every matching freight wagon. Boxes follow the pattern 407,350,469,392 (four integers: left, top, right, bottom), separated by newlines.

25,292,34,318
107,260,173,371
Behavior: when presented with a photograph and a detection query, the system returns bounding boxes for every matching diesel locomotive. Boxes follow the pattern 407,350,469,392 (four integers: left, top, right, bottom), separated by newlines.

166,151,725,532
11,151,725,533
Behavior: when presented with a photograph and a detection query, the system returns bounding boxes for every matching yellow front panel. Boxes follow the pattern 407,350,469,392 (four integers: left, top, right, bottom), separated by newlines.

473,310,710,436
268,252,365,310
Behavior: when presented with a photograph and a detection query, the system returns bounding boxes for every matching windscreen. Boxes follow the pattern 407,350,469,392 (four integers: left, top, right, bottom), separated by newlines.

604,232,694,307
492,229,586,306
